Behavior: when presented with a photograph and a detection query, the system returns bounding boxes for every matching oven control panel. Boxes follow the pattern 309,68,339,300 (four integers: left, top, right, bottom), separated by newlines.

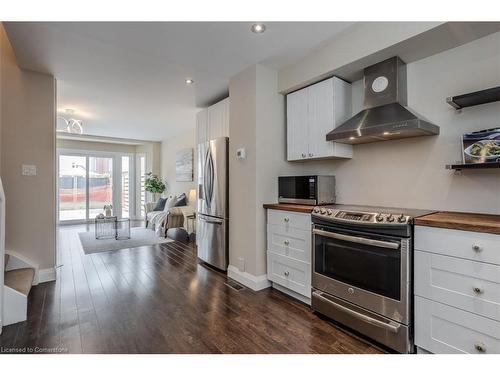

312,207,411,225
335,211,373,222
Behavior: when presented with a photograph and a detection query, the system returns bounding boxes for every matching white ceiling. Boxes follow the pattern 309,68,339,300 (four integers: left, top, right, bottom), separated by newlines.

4,22,353,141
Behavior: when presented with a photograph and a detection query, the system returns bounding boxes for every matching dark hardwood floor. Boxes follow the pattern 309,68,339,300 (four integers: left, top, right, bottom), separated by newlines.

0,224,382,354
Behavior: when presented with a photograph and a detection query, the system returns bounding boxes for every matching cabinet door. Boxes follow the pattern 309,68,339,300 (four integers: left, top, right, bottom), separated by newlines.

220,98,230,137
207,98,229,140
196,109,208,145
307,78,334,159
286,88,308,161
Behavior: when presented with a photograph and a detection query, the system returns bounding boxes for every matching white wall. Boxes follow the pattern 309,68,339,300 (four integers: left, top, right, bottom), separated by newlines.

288,32,500,214
160,127,197,203
57,138,137,154
228,65,258,274
1,24,56,271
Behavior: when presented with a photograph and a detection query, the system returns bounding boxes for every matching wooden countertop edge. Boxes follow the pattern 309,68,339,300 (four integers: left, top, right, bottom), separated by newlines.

263,203,314,214
415,212,500,235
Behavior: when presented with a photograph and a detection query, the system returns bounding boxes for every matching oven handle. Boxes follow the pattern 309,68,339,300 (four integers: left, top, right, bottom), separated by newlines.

312,291,401,334
312,229,400,250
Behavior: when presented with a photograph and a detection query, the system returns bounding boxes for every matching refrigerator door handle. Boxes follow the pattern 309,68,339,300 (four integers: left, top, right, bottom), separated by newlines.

199,216,223,225
203,149,209,207
204,148,214,209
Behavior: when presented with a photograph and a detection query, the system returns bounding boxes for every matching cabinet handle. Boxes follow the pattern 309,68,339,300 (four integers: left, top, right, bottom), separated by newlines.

284,271,289,276
474,342,486,353
284,240,290,246
308,153,313,157
301,153,306,158
284,217,290,223
472,244,482,252
473,287,484,295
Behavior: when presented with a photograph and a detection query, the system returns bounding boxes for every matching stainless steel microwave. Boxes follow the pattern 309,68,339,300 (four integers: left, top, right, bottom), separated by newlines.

278,175,335,205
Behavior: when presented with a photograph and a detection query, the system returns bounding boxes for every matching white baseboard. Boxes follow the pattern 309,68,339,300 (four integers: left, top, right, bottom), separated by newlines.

36,268,56,284
272,283,311,305
227,265,271,291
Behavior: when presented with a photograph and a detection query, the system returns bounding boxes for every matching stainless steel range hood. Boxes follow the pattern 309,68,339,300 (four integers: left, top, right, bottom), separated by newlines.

326,57,439,145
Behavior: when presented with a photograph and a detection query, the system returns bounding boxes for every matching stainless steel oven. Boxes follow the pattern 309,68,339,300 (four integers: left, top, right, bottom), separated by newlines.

310,205,433,353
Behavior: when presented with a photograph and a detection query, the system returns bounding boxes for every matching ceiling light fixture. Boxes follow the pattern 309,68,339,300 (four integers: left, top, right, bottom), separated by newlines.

251,23,266,34
57,109,83,134
185,78,194,85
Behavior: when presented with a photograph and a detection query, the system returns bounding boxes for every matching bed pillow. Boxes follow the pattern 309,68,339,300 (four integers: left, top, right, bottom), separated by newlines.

174,193,187,207
152,197,167,211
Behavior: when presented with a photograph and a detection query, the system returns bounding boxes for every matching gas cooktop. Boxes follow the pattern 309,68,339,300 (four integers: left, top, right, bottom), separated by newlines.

312,204,435,225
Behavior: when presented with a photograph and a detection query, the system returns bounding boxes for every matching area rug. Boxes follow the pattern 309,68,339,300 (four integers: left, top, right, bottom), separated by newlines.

78,227,173,254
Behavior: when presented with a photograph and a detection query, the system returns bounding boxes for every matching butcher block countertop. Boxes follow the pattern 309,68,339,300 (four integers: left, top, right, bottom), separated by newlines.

415,211,500,235
263,203,314,214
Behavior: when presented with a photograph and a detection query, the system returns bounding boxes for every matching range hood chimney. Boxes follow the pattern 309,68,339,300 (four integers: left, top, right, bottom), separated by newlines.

326,57,439,144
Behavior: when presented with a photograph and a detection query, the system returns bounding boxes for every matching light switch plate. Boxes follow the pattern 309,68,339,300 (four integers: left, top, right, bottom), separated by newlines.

22,164,37,176
236,148,246,160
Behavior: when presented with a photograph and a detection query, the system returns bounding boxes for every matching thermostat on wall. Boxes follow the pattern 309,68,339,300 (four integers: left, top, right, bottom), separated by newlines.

236,148,246,160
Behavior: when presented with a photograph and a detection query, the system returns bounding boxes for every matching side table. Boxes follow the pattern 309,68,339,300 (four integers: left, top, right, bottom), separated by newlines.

95,216,117,239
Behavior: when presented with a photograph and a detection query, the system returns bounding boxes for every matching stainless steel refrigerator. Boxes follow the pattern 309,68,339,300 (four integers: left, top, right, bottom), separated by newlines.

196,137,229,271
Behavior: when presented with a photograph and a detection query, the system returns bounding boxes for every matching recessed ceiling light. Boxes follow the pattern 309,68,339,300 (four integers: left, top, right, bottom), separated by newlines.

185,78,194,85
251,23,266,34
383,131,390,135
349,136,356,140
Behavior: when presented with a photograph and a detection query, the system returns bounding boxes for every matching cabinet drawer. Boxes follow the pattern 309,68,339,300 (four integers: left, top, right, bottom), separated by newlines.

415,226,500,265
267,224,311,263
415,251,500,321
267,252,311,298
415,297,500,354
267,209,311,230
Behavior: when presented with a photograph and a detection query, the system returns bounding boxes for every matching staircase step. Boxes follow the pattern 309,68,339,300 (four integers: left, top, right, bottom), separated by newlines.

4,268,35,296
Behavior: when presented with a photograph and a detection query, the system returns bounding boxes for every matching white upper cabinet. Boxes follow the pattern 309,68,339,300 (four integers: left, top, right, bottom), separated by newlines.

196,109,209,145
286,77,352,161
208,98,229,140
196,97,230,145
286,88,309,161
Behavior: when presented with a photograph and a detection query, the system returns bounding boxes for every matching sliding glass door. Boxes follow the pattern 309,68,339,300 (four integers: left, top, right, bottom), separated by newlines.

58,151,135,224
58,155,87,221
88,156,113,219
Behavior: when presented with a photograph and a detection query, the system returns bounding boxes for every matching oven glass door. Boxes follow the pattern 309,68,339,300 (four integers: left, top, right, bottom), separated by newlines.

314,227,401,300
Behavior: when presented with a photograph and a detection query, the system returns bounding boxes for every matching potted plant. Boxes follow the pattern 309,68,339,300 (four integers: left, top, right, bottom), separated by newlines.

144,172,166,201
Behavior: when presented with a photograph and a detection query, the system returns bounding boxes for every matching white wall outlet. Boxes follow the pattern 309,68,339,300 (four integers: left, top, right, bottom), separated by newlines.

236,148,246,160
22,164,37,176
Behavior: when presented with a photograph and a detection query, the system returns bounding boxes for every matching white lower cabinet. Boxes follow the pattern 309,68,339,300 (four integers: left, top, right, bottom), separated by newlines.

415,225,500,354
266,209,312,303
415,297,500,354
267,224,311,263
267,252,311,298
415,250,500,321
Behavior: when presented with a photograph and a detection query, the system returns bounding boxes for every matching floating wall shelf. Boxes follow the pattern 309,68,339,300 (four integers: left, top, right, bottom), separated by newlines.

447,86,500,110
446,162,500,171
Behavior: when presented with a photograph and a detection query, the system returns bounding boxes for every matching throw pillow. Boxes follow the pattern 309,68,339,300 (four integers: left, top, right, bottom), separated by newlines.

153,197,167,211
174,193,187,207
163,195,177,211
